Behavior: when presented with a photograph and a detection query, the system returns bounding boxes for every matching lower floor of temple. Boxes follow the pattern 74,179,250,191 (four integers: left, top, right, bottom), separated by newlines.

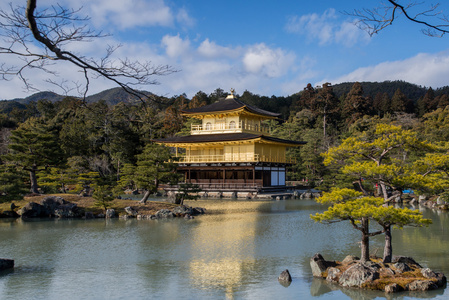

169,163,290,192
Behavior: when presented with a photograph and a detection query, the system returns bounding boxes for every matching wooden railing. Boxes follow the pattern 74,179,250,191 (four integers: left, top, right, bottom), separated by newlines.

176,154,296,164
191,121,270,134
167,180,264,191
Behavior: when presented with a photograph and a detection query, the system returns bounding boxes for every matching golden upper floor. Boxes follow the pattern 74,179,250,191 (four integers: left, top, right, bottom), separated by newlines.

182,90,279,136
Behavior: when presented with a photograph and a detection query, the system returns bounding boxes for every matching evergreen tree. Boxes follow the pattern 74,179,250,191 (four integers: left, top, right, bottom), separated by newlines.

134,143,179,204
189,91,209,108
323,123,437,262
312,188,431,263
417,87,435,117
380,92,391,116
309,83,339,149
437,94,449,109
372,92,384,117
93,185,115,212
5,117,64,193
0,163,28,202
341,82,371,125
390,88,409,113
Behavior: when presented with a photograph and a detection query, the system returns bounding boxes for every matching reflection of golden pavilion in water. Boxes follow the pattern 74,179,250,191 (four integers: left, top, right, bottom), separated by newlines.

155,89,305,193
186,201,264,297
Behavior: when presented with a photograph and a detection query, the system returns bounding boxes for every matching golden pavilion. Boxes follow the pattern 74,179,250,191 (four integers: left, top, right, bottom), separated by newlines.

154,89,305,192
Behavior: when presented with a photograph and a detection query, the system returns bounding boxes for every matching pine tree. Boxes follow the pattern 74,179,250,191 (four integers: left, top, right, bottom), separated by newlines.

342,82,371,124
322,123,437,262
0,163,28,202
93,185,115,212
390,88,408,113
5,117,64,193
312,188,431,263
134,143,179,204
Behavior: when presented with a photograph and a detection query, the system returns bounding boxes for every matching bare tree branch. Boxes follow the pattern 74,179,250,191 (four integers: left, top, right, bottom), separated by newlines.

345,1,449,37
0,0,177,102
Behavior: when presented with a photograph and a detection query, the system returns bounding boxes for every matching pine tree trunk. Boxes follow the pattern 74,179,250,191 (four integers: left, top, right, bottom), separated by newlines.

379,181,389,201
140,190,151,204
29,168,39,194
360,218,370,263
383,225,393,263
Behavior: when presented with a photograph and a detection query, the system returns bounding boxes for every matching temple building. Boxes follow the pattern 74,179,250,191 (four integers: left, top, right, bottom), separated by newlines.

154,89,305,192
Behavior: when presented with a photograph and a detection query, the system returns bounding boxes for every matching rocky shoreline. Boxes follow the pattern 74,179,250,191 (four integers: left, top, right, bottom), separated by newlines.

310,253,447,293
0,196,205,220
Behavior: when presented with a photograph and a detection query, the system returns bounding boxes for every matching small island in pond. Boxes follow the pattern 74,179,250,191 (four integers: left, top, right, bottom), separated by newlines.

311,253,446,293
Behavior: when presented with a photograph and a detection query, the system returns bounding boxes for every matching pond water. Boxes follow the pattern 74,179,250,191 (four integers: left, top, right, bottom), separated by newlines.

0,199,448,300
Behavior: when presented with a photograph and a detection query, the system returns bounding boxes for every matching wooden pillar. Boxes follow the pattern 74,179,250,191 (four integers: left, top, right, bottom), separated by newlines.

223,168,226,189
188,168,191,183
253,166,255,187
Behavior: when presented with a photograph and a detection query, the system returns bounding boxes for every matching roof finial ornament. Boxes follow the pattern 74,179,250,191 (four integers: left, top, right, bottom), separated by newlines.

226,88,236,99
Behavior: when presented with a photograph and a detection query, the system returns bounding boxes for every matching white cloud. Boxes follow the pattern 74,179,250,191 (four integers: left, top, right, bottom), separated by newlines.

197,39,239,58
161,34,191,58
242,44,295,78
88,0,174,29
176,8,196,28
286,8,368,47
329,51,449,88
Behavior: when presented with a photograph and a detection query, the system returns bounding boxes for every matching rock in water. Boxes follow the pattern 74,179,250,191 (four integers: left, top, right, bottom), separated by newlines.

407,280,438,291
338,262,379,287
278,269,292,282
326,267,341,282
310,253,329,277
385,283,401,293
105,209,116,218
124,206,138,216
155,209,175,218
0,258,14,270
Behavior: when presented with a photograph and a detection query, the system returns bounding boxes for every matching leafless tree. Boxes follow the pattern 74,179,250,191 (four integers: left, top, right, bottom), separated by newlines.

0,0,177,100
346,0,449,37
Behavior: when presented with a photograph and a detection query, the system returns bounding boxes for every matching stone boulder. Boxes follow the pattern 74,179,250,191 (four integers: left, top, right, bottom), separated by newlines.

172,205,194,216
421,268,447,286
193,207,206,215
40,196,67,215
310,253,336,277
278,269,292,282
17,202,44,218
341,255,359,265
0,258,14,270
392,256,421,268
124,206,138,217
326,267,341,282
16,197,82,218
54,203,79,218
392,262,411,273
155,209,175,218
407,280,438,291
338,262,380,287
105,209,116,218
385,283,401,293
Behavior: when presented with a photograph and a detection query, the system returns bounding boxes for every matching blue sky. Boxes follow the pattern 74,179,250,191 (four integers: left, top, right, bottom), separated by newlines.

2,0,449,99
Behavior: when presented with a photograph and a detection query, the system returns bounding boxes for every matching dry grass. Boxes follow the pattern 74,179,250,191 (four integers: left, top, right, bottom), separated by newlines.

0,194,178,216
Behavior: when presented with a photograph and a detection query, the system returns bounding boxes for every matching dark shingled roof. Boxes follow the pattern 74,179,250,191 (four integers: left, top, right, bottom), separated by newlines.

154,133,306,146
182,97,280,118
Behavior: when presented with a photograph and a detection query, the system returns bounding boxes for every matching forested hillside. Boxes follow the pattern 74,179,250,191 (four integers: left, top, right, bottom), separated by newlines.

0,80,448,201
